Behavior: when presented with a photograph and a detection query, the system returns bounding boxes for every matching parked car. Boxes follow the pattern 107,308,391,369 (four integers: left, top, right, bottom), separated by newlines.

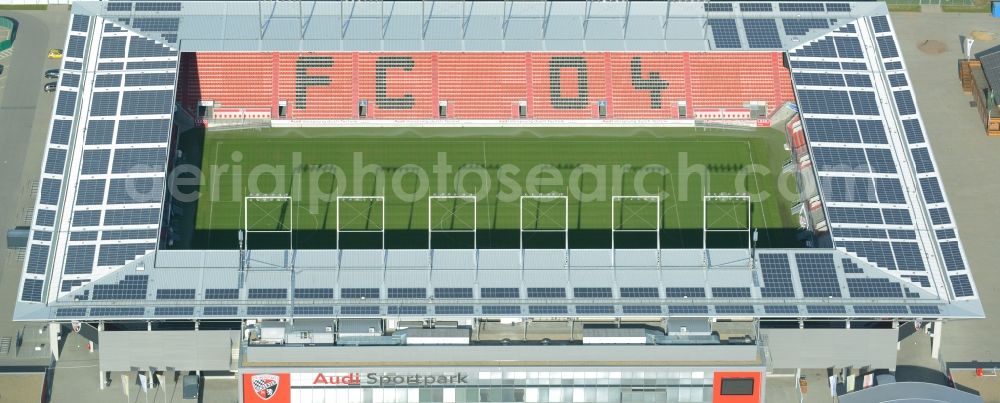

43,82,57,92
47,49,63,59
44,69,59,78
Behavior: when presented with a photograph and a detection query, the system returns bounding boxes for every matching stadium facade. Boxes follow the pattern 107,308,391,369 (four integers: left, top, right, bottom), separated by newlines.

13,1,983,402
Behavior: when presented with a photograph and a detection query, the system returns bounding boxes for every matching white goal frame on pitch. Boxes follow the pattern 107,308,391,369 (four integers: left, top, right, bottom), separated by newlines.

336,196,385,251
243,195,294,251
702,194,752,251
428,194,477,252
611,195,661,268
519,195,569,269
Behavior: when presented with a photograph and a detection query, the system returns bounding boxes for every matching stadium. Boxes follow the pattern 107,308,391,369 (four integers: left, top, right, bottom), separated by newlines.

12,0,984,402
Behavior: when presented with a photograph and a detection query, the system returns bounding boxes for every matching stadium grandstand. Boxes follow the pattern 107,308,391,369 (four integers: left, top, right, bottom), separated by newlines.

12,1,983,402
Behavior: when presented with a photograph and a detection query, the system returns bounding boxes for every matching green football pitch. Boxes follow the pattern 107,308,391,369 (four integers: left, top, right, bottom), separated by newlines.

184,126,801,249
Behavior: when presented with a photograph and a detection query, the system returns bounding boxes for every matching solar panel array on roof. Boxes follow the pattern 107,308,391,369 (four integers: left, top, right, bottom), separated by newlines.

743,19,782,48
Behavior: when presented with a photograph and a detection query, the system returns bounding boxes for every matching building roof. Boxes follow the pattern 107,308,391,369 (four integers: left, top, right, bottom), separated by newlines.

976,44,1000,104
839,382,983,403
13,1,982,323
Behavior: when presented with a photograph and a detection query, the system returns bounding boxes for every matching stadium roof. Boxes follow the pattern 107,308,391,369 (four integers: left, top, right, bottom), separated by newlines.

14,1,982,322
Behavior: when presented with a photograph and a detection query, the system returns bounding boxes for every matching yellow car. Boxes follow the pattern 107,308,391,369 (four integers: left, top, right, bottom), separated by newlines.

47,49,63,59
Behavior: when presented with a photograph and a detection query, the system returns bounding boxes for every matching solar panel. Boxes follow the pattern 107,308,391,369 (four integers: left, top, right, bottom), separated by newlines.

739,3,772,12
759,253,795,298
25,245,50,275
433,288,473,299
893,90,917,115
103,229,158,241
949,274,974,297
905,275,931,288
155,307,195,316
246,288,287,299
529,306,569,315
91,307,145,317
743,19,782,48
812,147,868,173
901,119,924,144
929,208,951,225
622,305,662,314
865,148,897,174
388,306,427,315
935,229,956,239
793,38,838,58
67,35,87,59
103,208,160,225
763,305,799,314
573,287,613,298
888,230,916,240
840,62,867,71
892,242,925,271
20,279,44,302
93,275,148,300
804,119,860,143
844,74,872,88
86,120,115,145
36,210,57,227
527,288,567,298
795,253,842,297
806,305,846,314
135,2,182,11
874,178,905,204
875,36,899,59
939,241,965,271
98,62,125,71
204,306,238,316
881,208,912,225
853,305,907,315
388,288,427,298
111,148,167,173
247,306,287,316
910,148,934,174
782,19,828,36
121,91,174,115
840,241,896,269
71,14,90,32
716,305,754,314
33,231,52,241
435,306,474,315
340,305,380,315
909,305,940,315
104,23,125,33
107,177,164,204
65,61,84,71
99,36,127,59
669,306,709,314
131,17,180,32
847,278,903,298
295,288,335,299
117,119,170,144
482,305,520,315
72,210,101,227
888,73,908,87
919,177,945,204
841,258,864,273
156,288,196,300
826,3,851,12
706,19,741,49
70,231,99,241
126,61,177,70
205,288,239,300
870,16,891,33
857,120,887,144
95,74,123,88
56,307,88,317
124,73,177,87
128,37,178,58
61,73,81,88
820,177,876,203
619,287,659,298
51,120,72,145
884,61,903,70
665,287,706,298
481,287,520,298
704,3,733,12
55,91,77,117
75,179,106,205
44,149,67,175
794,73,845,87
834,37,864,59
797,90,852,115
107,2,132,11
790,60,841,70
81,149,111,175
779,3,824,12
294,306,335,315
63,244,97,274
97,243,155,266
849,91,879,116
39,178,62,206
90,92,121,117
576,306,614,314
341,288,379,299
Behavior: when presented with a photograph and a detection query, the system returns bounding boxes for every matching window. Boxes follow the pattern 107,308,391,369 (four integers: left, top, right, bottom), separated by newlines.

720,378,755,395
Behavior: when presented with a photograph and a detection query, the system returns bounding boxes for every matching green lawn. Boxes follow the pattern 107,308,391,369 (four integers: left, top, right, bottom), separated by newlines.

187,126,801,249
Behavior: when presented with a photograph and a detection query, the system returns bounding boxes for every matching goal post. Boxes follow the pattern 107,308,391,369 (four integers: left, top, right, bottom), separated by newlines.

519,195,569,267
428,194,477,248
336,196,385,250
611,195,661,268
243,194,293,251
702,193,752,250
